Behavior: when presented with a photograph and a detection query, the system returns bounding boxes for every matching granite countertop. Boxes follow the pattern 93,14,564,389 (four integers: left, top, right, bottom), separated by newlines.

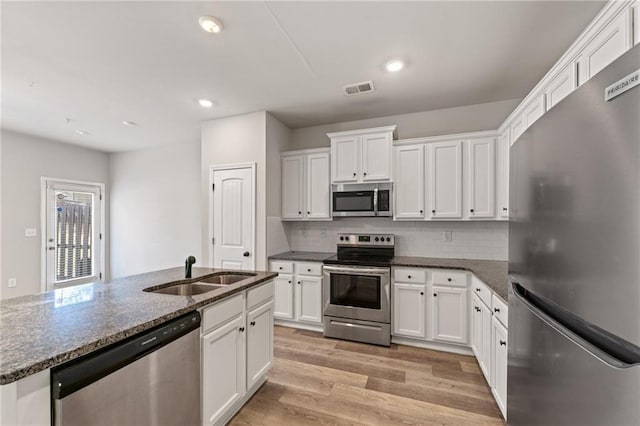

0,267,277,385
269,251,335,262
392,257,508,301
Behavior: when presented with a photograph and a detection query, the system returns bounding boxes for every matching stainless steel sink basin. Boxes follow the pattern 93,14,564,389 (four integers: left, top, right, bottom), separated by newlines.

148,283,221,296
197,274,253,285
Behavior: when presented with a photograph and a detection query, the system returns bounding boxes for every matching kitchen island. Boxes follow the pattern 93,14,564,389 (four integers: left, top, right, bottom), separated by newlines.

0,267,277,425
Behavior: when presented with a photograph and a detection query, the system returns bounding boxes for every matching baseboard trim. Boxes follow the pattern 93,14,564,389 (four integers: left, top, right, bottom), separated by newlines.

391,336,474,356
274,319,324,332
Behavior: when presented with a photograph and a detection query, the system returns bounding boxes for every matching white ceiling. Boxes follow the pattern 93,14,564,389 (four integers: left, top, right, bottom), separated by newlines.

1,1,605,152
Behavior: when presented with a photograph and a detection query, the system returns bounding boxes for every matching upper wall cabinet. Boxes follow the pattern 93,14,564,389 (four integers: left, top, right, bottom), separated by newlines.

394,144,425,220
545,62,578,110
328,126,396,184
430,141,463,219
497,130,510,219
510,114,525,146
578,8,632,84
634,1,639,45
281,149,331,221
523,94,546,130
467,138,495,219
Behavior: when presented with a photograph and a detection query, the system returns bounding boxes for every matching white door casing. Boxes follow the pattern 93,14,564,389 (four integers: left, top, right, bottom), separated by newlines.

210,163,256,270
41,178,105,292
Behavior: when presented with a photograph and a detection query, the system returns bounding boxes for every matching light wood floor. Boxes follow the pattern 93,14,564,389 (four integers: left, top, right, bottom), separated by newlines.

229,326,505,425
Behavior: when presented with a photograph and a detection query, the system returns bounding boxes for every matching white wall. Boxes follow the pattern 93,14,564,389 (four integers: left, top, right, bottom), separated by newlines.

201,111,268,270
266,112,292,257
289,99,520,150
109,142,201,278
286,219,508,261
0,130,109,299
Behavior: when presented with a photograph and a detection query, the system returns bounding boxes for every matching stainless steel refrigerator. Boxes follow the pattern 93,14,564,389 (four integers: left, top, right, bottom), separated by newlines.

508,44,640,425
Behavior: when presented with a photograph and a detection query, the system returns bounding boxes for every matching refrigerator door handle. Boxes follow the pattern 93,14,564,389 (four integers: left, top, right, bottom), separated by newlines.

511,281,640,369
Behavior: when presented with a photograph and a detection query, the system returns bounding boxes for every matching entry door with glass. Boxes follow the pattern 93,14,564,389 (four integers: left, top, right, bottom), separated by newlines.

44,180,103,290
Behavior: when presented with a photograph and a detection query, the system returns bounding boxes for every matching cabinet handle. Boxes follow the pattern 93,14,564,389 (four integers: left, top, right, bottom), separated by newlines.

279,267,283,270
298,211,302,215
420,210,423,214
239,327,245,333
475,288,481,292
500,340,506,346
288,280,292,284
353,172,357,177
475,307,481,312
433,293,437,297
502,207,508,211
250,321,256,327
420,291,424,296
307,269,311,272
432,209,436,214
447,278,452,282
363,172,367,176
494,308,501,313
307,211,310,214
297,281,301,285
408,275,412,279
470,209,475,213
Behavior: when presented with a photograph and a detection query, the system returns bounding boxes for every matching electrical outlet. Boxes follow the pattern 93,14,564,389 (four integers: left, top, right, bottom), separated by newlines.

301,228,308,238
443,231,452,242
25,228,37,237
321,228,328,239
8,278,16,288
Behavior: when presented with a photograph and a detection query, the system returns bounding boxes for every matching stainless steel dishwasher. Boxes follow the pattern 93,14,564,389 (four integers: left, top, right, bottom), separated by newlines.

52,311,201,426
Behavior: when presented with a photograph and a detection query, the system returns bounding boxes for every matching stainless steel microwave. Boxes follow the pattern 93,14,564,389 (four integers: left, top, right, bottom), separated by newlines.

331,183,392,217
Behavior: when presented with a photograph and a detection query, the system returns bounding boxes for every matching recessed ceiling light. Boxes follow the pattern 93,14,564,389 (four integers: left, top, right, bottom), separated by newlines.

198,99,214,108
75,130,89,135
199,16,223,34
121,120,137,127
385,59,405,73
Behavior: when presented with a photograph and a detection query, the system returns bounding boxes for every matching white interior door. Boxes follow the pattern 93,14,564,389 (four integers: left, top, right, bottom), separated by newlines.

43,179,103,290
211,165,255,270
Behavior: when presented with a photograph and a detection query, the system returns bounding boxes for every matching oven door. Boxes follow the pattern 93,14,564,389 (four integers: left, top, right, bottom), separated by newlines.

323,265,390,323
332,190,376,217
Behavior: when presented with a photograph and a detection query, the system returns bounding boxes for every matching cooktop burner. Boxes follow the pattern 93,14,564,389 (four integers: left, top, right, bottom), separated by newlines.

323,233,395,267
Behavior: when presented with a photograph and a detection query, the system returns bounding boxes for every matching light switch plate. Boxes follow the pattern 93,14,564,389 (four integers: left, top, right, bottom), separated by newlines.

25,228,37,237
8,278,16,288
443,231,452,242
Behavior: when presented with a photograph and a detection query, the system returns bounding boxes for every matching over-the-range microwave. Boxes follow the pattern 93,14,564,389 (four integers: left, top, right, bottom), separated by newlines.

331,183,392,217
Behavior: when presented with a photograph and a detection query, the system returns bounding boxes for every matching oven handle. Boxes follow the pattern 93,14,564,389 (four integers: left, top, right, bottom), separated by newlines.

323,265,390,276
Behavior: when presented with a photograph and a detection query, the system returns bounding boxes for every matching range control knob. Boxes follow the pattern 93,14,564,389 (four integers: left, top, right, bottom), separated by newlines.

375,237,380,242
386,237,391,242
339,236,344,241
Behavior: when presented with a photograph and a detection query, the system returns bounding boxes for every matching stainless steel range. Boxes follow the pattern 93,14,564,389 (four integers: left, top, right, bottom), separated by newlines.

322,233,394,346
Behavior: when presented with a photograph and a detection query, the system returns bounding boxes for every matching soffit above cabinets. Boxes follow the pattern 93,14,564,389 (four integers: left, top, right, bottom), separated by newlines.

2,1,604,152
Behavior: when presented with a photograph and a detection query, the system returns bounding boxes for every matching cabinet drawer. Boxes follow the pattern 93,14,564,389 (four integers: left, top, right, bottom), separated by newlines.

247,280,274,310
270,261,294,274
296,262,322,277
432,270,468,287
393,268,426,284
492,294,508,328
202,293,244,334
471,276,492,307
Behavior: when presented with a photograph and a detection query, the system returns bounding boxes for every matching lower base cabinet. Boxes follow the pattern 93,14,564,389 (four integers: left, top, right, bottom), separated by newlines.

201,282,274,426
269,261,323,326
492,315,508,417
470,293,492,380
431,286,468,345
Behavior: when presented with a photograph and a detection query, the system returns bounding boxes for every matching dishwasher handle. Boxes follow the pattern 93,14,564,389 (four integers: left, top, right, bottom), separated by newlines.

51,311,201,400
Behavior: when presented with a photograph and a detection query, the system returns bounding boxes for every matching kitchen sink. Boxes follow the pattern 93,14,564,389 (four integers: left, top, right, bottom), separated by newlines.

147,283,222,296
196,274,253,285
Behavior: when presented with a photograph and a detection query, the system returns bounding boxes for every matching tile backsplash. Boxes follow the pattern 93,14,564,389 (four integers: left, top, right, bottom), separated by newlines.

284,218,508,261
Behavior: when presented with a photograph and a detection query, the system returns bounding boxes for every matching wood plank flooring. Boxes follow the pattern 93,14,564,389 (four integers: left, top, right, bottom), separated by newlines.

229,326,505,425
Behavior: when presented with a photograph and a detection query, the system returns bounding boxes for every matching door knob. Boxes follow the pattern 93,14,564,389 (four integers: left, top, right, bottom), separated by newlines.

243,251,250,257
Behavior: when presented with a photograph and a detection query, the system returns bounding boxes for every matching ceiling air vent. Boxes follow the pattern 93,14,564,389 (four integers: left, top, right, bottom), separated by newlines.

343,80,375,96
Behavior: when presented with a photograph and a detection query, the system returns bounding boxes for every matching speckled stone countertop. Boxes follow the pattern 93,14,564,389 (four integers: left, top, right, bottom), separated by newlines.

391,257,508,301
0,267,277,385
269,251,335,262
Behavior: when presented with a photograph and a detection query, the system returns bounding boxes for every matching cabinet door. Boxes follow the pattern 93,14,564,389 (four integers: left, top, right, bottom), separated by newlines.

202,316,246,426
361,132,392,181
478,298,493,382
545,62,578,110
296,275,323,323
331,136,359,183
429,141,462,219
306,152,331,219
578,9,632,84
273,275,294,319
497,130,510,218
492,316,508,419
470,294,482,357
394,144,425,219
467,138,495,218
634,2,640,46
431,286,468,344
281,155,304,219
393,283,426,338
247,301,274,389
510,115,525,145
523,95,546,129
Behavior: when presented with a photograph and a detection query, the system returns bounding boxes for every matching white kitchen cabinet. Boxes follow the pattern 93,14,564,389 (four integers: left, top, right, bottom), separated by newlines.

281,155,304,219
523,94,546,129
467,138,495,218
510,114,525,145
305,152,331,219
429,141,462,219
578,8,632,85
634,2,639,46
281,149,330,221
497,129,510,218
431,285,468,345
329,126,396,183
270,261,323,325
394,144,425,219
545,62,578,110
202,315,246,426
393,283,427,338
471,293,492,381
246,300,274,390
273,275,294,319
492,315,508,419
296,275,323,323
